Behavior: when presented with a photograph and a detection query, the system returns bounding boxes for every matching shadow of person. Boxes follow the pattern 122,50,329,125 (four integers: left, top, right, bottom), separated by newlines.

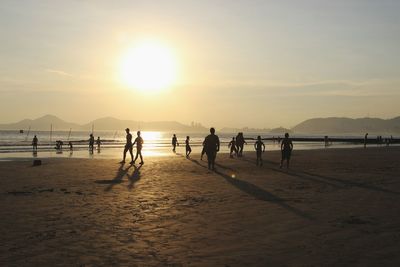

128,164,142,190
214,169,314,220
95,163,133,192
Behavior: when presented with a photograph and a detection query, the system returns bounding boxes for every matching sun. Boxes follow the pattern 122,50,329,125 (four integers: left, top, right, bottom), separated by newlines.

119,41,178,92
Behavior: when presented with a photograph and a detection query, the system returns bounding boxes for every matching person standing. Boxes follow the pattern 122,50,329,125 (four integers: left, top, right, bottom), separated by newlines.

89,134,95,152
96,136,101,150
254,136,265,166
203,127,220,170
228,137,238,158
133,131,144,165
236,132,246,157
121,128,134,163
364,133,368,148
172,134,179,153
32,135,38,152
185,136,192,158
280,133,293,169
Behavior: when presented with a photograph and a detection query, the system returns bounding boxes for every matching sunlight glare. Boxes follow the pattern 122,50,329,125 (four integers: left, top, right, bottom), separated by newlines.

119,41,178,92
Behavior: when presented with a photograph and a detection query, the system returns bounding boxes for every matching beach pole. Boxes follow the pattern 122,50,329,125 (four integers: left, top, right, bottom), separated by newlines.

50,124,53,146
25,126,31,141
67,128,72,141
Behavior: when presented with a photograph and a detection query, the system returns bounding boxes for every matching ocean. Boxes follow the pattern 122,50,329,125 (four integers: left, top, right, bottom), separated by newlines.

0,130,387,160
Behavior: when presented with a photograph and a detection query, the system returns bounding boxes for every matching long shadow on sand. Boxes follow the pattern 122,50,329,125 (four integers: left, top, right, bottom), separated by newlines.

239,157,400,196
127,164,142,190
95,163,133,192
188,158,313,220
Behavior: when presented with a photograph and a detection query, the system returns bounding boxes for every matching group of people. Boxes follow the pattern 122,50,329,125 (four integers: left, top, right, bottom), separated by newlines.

88,134,102,152
171,128,294,170
120,128,144,165
30,128,294,169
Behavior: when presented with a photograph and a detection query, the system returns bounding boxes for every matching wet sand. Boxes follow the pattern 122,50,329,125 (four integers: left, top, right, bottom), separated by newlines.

1,147,400,266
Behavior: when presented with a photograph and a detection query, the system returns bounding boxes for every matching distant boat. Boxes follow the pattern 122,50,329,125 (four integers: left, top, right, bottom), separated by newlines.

19,130,24,133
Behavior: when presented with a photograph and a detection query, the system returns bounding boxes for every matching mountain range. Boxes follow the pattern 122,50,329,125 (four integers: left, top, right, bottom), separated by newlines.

0,115,208,132
292,117,400,134
0,115,399,134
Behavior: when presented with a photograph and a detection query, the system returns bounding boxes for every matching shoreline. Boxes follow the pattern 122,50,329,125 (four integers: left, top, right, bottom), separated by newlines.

0,143,398,162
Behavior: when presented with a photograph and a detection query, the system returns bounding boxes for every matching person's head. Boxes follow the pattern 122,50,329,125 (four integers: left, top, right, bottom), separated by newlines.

137,131,141,136
97,136,100,139
173,134,176,137
34,135,36,137
186,136,189,140
232,137,235,140
257,135,261,140
125,128,130,133
285,132,289,138
210,127,215,134
90,133,93,137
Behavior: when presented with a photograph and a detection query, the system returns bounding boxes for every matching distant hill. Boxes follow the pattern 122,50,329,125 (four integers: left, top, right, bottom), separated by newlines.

82,117,208,132
0,115,208,132
0,115,81,131
292,117,400,134
220,127,271,133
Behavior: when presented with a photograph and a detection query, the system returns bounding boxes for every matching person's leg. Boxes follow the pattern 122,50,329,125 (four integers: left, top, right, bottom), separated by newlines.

129,147,134,162
211,152,216,170
206,152,212,169
121,146,128,162
139,151,143,163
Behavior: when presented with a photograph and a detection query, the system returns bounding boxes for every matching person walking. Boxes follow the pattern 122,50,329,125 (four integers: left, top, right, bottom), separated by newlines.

203,128,220,170
120,128,134,163
133,131,144,165
172,134,179,153
254,136,265,166
280,133,293,169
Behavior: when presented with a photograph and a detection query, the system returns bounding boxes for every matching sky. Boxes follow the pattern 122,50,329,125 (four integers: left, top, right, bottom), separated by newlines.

0,0,399,128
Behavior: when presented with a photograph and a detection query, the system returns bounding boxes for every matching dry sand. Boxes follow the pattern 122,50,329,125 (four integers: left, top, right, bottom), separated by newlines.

1,147,400,266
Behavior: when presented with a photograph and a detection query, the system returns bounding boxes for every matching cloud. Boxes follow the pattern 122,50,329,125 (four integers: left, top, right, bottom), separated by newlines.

45,69,73,77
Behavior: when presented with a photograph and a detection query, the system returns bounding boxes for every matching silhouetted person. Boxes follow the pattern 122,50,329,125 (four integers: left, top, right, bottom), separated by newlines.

133,131,144,164
185,136,192,158
235,132,246,157
96,136,101,150
228,137,238,158
324,136,329,147
55,140,63,150
203,127,220,170
364,133,368,148
32,135,38,152
121,128,133,163
254,136,265,166
69,141,73,151
172,134,179,152
89,134,95,152
280,133,293,169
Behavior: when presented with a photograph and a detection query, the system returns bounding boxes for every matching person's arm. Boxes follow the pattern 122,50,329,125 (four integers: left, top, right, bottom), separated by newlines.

262,142,265,152
216,137,220,151
132,138,137,146
281,141,284,151
254,142,256,150
290,141,293,150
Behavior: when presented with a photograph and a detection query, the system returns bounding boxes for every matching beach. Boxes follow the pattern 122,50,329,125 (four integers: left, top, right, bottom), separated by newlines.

1,147,400,266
